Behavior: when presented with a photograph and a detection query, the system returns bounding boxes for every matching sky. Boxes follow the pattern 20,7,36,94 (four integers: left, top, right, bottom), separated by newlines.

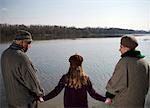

0,0,150,31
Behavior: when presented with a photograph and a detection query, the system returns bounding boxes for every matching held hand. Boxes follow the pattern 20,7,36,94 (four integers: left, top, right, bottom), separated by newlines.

105,98,112,105
39,97,44,102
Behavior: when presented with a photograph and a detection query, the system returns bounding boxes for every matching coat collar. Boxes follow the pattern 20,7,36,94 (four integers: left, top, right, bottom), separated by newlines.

121,50,145,58
10,42,23,51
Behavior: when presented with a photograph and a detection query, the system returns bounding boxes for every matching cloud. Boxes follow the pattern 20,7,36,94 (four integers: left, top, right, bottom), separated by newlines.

1,8,8,11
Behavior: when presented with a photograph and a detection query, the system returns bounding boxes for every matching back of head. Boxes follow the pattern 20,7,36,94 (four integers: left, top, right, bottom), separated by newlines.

15,30,32,42
65,54,88,89
121,36,138,50
69,54,83,66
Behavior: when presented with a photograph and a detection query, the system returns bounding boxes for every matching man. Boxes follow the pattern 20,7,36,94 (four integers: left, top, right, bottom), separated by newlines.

106,36,150,107
1,30,44,108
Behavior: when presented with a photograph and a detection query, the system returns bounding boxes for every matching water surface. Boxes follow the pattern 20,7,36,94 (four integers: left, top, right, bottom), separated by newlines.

0,36,150,108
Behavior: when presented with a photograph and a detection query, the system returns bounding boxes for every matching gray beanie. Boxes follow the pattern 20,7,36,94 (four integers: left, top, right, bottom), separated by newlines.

15,30,32,42
121,36,138,49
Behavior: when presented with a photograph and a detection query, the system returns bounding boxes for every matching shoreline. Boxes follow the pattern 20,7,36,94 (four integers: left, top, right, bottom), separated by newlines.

1,34,150,43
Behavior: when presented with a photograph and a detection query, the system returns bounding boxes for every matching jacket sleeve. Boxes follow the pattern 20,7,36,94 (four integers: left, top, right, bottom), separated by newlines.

43,76,65,101
87,78,106,102
14,54,44,97
106,58,128,96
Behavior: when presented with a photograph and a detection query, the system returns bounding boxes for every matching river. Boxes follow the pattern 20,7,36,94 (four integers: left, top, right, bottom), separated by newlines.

0,36,150,108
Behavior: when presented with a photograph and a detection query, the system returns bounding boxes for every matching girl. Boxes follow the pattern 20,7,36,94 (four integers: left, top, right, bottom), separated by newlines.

43,54,111,108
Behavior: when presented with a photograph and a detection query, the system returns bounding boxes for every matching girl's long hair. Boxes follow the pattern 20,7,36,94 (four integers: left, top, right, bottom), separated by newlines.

64,64,88,89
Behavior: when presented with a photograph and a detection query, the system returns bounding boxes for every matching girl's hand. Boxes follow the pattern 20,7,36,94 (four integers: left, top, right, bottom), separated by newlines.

105,98,112,105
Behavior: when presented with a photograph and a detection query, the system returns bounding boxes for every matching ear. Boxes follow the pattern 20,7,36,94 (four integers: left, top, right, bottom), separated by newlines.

125,47,130,51
14,40,23,45
17,40,23,46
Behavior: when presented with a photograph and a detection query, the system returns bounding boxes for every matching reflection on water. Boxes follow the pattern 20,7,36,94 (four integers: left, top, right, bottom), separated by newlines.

0,37,150,108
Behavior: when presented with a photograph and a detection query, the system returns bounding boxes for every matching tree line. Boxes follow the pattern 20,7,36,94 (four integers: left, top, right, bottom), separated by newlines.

0,24,149,42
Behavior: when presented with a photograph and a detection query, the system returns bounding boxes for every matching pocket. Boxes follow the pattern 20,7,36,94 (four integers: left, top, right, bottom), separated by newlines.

114,88,128,103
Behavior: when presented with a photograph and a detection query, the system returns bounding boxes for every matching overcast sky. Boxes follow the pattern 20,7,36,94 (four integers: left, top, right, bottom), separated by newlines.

0,0,149,31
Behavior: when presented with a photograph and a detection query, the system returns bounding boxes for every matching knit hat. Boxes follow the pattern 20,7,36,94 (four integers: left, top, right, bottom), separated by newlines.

121,36,138,49
15,30,32,42
69,54,83,66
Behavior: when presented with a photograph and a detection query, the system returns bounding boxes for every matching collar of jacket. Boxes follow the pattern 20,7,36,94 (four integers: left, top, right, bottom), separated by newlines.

10,42,23,51
121,50,145,58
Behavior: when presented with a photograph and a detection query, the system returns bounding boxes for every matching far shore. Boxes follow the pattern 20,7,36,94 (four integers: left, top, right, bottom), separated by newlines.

1,33,150,43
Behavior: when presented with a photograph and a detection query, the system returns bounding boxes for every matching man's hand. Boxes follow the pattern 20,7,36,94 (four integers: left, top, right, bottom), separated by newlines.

39,97,44,102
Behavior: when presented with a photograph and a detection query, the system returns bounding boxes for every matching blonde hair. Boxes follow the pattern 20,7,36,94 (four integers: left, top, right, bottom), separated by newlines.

64,65,88,89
